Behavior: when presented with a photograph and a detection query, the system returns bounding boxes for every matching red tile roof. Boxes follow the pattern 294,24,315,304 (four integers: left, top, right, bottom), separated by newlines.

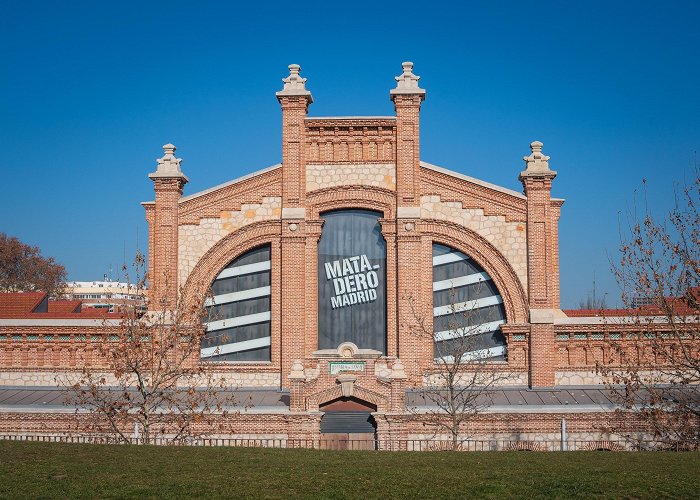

564,308,650,317
0,292,46,318
564,303,699,318
47,300,81,314
0,292,122,319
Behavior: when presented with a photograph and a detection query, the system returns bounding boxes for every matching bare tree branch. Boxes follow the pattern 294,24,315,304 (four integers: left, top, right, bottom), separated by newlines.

406,283,512,450
599,171,700,449
61,253,236,444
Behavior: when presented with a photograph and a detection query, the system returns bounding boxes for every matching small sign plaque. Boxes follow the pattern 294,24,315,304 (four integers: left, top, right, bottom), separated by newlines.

329,361,366,375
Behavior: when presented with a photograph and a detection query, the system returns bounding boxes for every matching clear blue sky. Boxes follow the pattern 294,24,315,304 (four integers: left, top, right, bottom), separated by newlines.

2,1,698,308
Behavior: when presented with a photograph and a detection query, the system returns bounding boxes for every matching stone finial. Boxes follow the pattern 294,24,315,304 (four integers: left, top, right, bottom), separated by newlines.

276,64,313,101
519,140,557,180
390,61,426,97
149,143,189,182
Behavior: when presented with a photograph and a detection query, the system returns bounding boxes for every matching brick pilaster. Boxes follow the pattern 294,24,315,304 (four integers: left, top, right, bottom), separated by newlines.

390,62,425,206
275,65,313,386
379,218,398,357
148,144,188,309
304,219,324,355
390,63,427,382
520,141,558,387
276,64,313,208
279,220,306,389
395,221,423,383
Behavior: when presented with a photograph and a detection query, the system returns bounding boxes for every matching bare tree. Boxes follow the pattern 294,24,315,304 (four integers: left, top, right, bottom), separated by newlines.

0,232,67,297
407,284,511,451
64,253,237,444
599,173,700,449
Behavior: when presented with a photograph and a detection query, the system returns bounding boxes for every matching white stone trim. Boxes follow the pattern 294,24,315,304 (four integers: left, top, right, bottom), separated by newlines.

0,319,120,327
410,405,616,414
200,336,271,358
433,272,491,292
281,207,306,219
0,371,281,388
530,308,554,324
396,206,421,219
439,345,506,363
555,315,677,325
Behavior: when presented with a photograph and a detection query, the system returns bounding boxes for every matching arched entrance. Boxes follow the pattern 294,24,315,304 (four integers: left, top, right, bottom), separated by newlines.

319,397,377,450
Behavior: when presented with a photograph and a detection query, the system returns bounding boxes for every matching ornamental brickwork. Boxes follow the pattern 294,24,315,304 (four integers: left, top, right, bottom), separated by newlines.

4,62,693,446
146,63,557,398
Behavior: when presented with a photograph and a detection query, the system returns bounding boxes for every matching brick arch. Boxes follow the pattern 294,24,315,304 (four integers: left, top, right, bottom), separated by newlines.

581,440,625,452
181,220,281,308
308,384,388,412
420,219,528,324
503,441,546,451
306,185,395,219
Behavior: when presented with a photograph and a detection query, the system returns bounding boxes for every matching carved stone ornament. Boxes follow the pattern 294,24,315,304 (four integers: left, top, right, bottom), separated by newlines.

520,141,557,179
390,61,426,96
374,361,392,380
276,64,313,100
149,143,189,182
338,342,357,358
337,373,357,397
311,341,383,359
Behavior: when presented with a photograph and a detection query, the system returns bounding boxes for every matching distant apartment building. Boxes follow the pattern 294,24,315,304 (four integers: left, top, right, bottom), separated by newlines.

64,280,146,312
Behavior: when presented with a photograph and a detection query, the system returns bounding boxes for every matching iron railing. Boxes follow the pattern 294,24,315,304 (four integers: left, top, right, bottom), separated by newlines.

1,433,697,451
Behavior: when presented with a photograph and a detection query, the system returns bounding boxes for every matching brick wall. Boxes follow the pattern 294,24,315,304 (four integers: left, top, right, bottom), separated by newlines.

7,64,687,441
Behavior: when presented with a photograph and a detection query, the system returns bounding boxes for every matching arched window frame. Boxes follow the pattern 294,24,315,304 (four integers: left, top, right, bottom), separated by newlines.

201,244,272,362
431,242,508,362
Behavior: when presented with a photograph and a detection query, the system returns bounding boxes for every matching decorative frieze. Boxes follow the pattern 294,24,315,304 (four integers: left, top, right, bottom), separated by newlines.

305,119,397,164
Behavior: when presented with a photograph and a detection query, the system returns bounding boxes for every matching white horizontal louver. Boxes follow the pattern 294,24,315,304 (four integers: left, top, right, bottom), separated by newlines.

440,345,507,363
202,246,272,361
204,286,271,307
432,244,507,361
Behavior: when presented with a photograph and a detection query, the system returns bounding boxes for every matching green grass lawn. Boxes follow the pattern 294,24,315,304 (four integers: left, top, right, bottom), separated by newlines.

1,441,698,499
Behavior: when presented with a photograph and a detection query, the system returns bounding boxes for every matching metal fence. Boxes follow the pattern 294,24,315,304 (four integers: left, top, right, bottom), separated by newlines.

1,433,697,451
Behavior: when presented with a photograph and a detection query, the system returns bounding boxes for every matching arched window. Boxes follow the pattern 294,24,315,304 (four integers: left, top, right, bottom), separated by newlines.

432,243,507,361
317,209,387,353
201,245,271,362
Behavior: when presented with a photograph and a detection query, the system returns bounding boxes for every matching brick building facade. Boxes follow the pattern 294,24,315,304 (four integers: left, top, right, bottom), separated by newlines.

1,63,690,448
145,63,560,390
